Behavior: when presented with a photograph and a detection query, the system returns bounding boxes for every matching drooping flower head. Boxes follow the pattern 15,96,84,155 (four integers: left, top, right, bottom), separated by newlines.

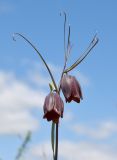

43,92,64,123
61,74,83,103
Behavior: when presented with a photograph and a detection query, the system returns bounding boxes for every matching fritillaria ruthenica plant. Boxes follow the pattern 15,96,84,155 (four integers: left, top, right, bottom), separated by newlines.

13,12,99,160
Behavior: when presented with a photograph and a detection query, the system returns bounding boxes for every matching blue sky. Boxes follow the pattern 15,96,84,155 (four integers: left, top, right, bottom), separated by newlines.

0,0,117,160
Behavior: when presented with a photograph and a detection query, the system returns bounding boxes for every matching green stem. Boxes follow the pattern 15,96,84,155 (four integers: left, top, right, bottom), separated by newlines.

64,34,99,73
13,33,58,92
54,123,58,160
58,12,69,93
51,122,55,160
60,11,67,61
64,12,66,56
66,25,71,60
58,62,66,93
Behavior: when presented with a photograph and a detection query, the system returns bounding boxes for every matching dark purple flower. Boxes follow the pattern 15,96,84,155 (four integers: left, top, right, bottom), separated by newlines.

61,74,83,103
43,92,64,123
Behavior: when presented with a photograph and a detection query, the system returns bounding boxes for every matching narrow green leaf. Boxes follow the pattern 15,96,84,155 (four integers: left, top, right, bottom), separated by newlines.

13,33,58,92
67,25,71,50
51,122,55,160
64,34,99,73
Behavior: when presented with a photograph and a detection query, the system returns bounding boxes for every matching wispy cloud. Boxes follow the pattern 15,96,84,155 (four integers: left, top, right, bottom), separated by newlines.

72,121,117,139
0,110,38,135
76,71,90,87
63,111,73,122
0,70,46,135
72,71,91,87
30,140,117,160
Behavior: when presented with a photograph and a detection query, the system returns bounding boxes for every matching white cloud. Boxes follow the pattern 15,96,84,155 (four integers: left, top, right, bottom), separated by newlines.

0,110,38,135
75,71,90,87
27,66,50,88
0,70,47,135
72,121,117,139
48,63,62,74
0,71,46,110
24,60,62,88
31,140,117,160
63,111,73,122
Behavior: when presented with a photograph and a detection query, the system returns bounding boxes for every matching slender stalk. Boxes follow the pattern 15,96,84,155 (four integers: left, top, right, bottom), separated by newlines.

54,12,68,160
64,12,66,56
58,12,70,93
66,25,71,60
63,12,67,56
54,123,58,160
64,34,99,73
13,33,58,92
51,122,55,160
58,62,67,93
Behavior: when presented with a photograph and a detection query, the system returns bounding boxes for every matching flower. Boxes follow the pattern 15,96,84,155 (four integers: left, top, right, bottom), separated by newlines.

60,74,83,103
43,92,64,123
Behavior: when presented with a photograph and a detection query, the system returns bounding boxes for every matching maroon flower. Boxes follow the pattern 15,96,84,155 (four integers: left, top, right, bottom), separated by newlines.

43,92,64,123
60,74,83,103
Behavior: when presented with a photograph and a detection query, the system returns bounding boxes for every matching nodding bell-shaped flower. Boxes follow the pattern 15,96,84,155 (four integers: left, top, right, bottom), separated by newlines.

43,92,64,123
60,74,83,103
